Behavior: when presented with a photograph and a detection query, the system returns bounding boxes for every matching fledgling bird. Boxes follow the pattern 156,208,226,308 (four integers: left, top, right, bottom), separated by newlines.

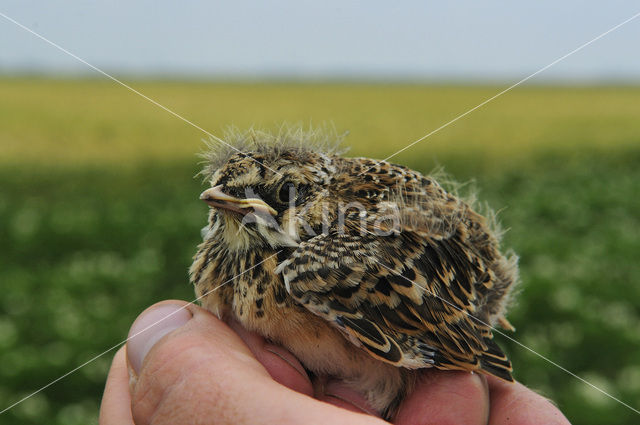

190,128,518,419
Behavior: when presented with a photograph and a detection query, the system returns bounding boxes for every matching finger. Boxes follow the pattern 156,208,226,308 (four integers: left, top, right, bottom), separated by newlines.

227,319,313,396
486,376,571,425
394,370,490,425
99,346,134,425
127,300,385,425
228,322,378,418
316,378,381,417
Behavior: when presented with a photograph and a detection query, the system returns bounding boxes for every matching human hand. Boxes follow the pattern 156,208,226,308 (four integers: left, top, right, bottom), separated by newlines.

99,300,571,425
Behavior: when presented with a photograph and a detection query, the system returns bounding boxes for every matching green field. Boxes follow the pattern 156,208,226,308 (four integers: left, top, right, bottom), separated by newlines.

1,78,639,424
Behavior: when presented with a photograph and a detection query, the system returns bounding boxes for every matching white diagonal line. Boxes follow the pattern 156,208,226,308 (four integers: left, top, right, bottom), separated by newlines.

361,10,640,175
0,11,283,178
373,259,640,415
2,4,638,418
0,250,282,415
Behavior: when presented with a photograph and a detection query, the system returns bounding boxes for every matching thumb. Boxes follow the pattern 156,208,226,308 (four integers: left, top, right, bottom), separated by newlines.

126,301,193,384
125,300,384,425
125,300,270,425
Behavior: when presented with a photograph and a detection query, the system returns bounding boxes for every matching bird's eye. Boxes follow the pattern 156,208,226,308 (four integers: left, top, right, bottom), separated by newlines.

278,182,297,204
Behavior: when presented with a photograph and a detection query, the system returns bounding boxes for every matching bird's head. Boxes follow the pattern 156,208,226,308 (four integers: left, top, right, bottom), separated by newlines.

200,143,339,251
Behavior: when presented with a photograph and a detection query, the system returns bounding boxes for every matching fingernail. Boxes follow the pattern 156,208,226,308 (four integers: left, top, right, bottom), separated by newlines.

324,381,381,417
127,303,193,374
264,344,309,380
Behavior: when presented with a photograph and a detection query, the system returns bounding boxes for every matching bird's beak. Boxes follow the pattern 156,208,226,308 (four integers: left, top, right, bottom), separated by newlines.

200,185,277,216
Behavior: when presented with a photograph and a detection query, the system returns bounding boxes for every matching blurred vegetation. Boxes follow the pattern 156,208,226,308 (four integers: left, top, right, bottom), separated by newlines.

2,78,640,167
0,78,639,424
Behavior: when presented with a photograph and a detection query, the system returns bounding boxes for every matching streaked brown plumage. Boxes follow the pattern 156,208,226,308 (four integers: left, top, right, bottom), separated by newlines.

190,128,518,419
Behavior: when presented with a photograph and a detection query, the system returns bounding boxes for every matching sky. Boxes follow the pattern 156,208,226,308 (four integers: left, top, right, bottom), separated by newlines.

1,1,639,82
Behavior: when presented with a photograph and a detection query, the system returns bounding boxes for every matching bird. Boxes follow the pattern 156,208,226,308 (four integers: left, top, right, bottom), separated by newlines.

190,127,518,419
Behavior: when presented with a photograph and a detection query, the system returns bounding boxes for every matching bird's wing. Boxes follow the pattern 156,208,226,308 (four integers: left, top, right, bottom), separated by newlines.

276,228,513,381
